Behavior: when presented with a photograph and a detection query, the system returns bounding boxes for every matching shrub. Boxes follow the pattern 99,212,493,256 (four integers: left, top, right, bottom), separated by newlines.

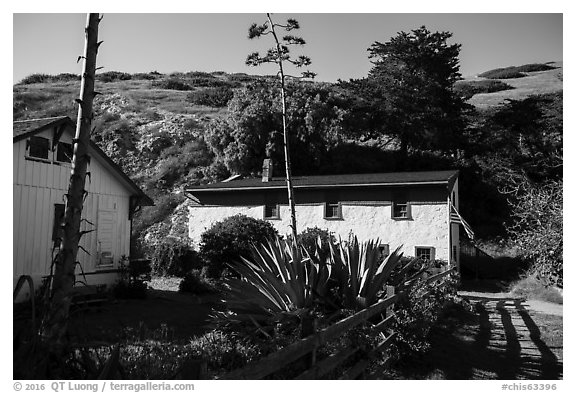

132,193,184,241
186,87,234,107
97,71,132,82
297,227,336,261
113,280,148,299
18,73,51,84
178,269,217,295
133,72,160,80
391,272,460,358
18,73,80,85
480,68,526,79
454,80,514,99
199,215,278,278
187,330,263,375
508,273,563,304
188,77,234,88
149,237,203,277
212,236,332,327
229,73,260,83
152,79,192,91
186,71,216,78
153,139,214,188
514,63,557,73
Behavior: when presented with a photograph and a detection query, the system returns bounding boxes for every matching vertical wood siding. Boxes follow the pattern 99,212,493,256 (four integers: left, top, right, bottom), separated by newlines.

13,128,134,286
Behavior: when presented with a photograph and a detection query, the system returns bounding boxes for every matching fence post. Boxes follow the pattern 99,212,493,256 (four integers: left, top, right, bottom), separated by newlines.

301,312,317,371
385,285,395,317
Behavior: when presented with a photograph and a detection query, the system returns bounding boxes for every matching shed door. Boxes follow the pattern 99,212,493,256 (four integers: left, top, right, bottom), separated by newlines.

97,210,116,266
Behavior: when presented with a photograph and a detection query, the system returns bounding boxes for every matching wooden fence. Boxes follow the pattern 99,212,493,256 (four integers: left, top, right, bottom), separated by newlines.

219,267,456,380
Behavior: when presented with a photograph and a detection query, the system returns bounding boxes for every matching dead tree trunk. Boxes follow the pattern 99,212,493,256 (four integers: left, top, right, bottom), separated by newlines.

41,13,100,344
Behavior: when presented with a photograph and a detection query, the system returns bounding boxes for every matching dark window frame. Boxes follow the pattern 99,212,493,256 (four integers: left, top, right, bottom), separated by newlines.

56,141,73,163
27,136,51,160
263,203,280,220
391,200,411,220
324,201,342,220
378,243,390,258
415,246,435,261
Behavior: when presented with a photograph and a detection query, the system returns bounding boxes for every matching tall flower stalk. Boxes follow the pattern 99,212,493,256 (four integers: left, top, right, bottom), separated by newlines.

246,14,315,244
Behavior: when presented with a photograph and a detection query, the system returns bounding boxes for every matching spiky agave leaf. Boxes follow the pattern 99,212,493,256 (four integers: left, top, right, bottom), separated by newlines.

214,236,331,327
328,237,409,309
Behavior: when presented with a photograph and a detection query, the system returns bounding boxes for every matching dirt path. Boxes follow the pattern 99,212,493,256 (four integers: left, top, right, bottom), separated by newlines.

377,288,563,380
414,291,563,380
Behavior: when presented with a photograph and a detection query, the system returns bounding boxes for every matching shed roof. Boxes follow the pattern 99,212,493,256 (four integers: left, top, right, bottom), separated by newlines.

13,116,153,206
187,170,459,193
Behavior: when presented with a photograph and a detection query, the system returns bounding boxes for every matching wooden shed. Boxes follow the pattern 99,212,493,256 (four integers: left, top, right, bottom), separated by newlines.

13,116,152,300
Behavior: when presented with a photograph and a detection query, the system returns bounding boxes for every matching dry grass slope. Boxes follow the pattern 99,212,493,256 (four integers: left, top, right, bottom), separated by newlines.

464,61,562,109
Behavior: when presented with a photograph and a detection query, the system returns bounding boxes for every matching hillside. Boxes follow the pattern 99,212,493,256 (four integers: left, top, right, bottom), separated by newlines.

13,63,563,252
458,61,563,109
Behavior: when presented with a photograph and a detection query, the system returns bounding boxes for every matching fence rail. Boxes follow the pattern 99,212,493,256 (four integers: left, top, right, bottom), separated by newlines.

220,266,456,380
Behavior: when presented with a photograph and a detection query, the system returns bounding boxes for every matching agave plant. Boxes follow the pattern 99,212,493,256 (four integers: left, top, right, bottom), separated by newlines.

213,236,331,326
328,236,422,310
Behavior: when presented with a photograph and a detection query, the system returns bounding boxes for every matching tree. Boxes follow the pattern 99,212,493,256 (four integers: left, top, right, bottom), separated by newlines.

507,180,562,287
40,13,101,345
344,26,469,157
204,81,347,176
245,14,315,243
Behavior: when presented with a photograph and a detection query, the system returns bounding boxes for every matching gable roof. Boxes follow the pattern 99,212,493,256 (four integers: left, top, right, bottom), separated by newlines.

187,170,459,193
13,116,153,206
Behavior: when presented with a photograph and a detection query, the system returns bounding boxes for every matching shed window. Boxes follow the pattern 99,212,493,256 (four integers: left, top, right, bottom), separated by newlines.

324,202,341,219
415,246,435,261
56,142,73,163
264,204,279,220
28,136,50,159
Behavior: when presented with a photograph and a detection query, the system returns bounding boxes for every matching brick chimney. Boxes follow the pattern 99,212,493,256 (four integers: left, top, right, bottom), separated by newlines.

262,158,273,182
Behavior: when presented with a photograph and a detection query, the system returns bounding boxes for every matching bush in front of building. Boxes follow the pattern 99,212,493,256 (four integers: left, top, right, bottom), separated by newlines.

199,214,278,279
297,226,336,261
149,237,203,277
178,269,218,295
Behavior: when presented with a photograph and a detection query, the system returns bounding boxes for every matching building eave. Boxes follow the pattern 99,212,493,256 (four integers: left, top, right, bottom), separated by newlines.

186,179,454,194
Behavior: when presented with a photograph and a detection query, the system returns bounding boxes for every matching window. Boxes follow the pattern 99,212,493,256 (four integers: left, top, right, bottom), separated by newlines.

264,203,280,219
56,142,73,163
324,202,342,219
392,200,410,219
415,246,435,261
28,136,50,159
378,244,390,258
52,204,65,246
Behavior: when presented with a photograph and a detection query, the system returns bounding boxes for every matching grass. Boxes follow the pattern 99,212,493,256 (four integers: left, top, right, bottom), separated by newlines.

465,61,562,109
508,274,563,304
148,276,182,292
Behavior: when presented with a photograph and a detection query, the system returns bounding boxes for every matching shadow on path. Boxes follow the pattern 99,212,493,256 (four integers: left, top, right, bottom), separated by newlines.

381,293,563,380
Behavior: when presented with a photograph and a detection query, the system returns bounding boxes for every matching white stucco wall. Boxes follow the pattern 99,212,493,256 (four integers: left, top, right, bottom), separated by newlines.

188,202,450,260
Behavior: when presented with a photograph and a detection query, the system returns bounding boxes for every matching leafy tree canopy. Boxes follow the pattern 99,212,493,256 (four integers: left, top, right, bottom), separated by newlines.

342,26,470,155
205,81,351,177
